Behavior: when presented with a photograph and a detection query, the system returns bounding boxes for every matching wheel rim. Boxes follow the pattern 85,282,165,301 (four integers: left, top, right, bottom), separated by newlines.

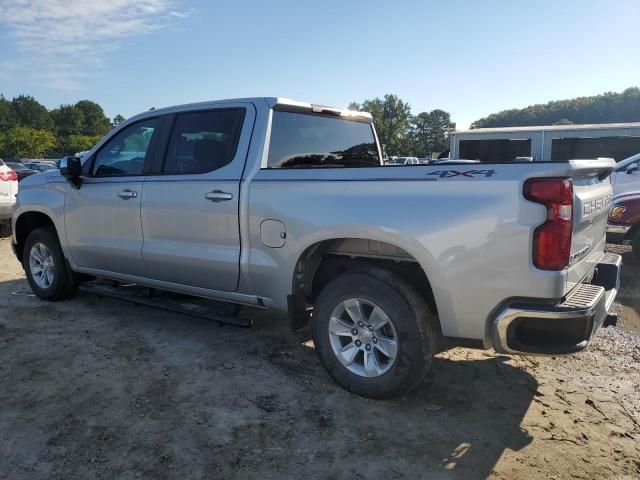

328,298,398,378
29,242,55,289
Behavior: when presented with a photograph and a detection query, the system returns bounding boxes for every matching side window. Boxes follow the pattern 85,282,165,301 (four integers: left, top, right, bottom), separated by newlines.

93,118,158,176
163,109,245,174
266,111,380,168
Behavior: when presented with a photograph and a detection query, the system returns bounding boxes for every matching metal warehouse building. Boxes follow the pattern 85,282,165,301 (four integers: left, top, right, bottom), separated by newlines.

450,122,640,163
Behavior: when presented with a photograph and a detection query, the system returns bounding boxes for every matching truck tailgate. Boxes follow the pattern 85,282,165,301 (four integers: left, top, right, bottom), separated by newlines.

566,160,615,290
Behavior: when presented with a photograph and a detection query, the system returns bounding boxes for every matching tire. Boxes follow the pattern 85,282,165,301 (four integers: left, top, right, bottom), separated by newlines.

631,229,640,263
23,226,78,301
311,268,439,399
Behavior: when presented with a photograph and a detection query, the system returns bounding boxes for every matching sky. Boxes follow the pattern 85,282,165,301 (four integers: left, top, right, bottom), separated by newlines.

0,0,638,129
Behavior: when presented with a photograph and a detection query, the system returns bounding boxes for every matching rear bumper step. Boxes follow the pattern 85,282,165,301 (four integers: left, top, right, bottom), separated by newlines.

492,252,621,355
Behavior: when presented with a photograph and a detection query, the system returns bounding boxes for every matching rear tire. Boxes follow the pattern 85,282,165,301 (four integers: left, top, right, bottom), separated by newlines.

311,267,439,399
23,226,78,301
632,230,640,263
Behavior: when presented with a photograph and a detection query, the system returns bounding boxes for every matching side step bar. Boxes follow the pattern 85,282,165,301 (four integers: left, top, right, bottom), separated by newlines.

80,281,253,328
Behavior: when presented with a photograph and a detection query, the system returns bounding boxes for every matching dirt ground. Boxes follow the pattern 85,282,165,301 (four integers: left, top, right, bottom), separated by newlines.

0,237,639,480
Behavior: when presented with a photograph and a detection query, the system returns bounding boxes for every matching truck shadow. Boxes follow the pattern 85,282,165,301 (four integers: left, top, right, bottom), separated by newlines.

0,277,536,480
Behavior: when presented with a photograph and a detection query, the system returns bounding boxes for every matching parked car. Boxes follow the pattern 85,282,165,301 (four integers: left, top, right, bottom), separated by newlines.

23,162,57,172
611,152,640,196
11,97,621,399
5,162,38,182
607,191,640,260
0,158,18,230
387,156,420,165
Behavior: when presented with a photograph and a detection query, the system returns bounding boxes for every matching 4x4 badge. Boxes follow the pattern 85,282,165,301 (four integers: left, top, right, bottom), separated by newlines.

428,169,496,178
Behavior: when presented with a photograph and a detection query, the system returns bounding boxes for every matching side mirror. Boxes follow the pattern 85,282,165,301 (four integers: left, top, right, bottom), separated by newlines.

626,164,638,175
60,156,83,188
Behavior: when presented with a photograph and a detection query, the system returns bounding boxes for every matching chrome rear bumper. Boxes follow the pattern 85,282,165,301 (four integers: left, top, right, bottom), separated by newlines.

492,252,621,355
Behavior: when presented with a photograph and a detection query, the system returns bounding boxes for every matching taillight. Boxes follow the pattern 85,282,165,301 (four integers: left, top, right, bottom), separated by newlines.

524,178,573,270
0,170,18,182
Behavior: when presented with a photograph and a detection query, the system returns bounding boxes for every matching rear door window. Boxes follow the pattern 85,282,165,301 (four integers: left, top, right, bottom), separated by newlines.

266,111,380,168
162,109,245,174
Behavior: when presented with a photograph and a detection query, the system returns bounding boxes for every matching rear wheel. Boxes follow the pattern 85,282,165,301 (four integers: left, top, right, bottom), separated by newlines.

311,268,439,399
632,230,640,263
23,226,78,300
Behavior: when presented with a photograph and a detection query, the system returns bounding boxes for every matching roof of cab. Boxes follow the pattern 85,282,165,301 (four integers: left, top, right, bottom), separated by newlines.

127,97,372,123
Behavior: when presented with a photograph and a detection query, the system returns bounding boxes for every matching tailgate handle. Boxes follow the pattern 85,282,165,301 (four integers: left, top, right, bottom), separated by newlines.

205,190,233,202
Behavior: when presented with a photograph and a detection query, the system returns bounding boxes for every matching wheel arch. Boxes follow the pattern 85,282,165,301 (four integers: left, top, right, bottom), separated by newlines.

288,237,444,331
14,210,59,261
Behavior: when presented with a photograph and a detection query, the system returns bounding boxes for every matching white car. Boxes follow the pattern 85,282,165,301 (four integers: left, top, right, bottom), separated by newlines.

387,156,420,165
611,152,640,196
0,159,18,230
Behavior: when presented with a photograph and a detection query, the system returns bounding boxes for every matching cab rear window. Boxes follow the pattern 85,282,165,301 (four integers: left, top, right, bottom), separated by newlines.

266,111,380,168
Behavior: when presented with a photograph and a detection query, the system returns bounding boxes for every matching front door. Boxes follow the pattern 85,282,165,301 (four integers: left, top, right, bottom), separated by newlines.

140,104,254,292
65,117,161,277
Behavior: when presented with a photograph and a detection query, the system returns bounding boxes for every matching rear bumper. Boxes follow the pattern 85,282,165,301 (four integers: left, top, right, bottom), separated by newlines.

606,223,632,244
492,252,621,355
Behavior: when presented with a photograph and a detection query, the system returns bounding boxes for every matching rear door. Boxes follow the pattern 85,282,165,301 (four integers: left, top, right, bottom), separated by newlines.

140,103,254,292
65,117,163,277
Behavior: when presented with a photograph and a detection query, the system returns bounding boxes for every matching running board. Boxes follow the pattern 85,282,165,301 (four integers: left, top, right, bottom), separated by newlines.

79,281,253,328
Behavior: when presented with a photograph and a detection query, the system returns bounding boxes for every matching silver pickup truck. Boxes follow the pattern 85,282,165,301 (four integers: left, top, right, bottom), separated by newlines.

11,97,621,398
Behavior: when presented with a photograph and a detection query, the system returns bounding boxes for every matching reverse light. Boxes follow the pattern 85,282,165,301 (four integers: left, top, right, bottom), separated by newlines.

0,170,18,182
609,205,626,219
524,178,573,270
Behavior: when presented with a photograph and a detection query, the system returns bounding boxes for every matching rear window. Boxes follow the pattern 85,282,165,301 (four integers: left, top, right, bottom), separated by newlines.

458,139,532,163
266,111,380,168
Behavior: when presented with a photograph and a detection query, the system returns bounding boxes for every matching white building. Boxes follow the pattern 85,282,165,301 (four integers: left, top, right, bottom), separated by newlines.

450,122,640,163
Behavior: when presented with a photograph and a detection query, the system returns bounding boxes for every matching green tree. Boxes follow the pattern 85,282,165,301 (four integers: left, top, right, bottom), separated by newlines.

0,127,57,158
74,100,111,136
59,134,101,156
0,95,16,131
11,95,53,130
50,104,84,136
410,110,456,156
472,87,640,128
352,94,413,156
111,114,125,128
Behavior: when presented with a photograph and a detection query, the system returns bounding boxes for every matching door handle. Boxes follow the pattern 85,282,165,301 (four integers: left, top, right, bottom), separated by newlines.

205,190,233,202
117,190,138,199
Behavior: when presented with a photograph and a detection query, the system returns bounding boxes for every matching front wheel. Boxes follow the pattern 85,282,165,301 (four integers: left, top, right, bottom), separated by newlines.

311,268,439,399
23,226,78,301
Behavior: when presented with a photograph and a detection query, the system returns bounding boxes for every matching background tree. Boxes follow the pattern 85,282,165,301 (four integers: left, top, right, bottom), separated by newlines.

58,134,101,156
74,100,111,136
351,94,413,156
472,87,640,128
50,104,84,136
0,127,56,158
111,114,125,128
11,95,53,130
0,95,16,131
410,110,456,156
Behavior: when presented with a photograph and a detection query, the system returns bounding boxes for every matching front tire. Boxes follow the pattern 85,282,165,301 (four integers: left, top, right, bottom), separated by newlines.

311,268,439,399
23,226,78,301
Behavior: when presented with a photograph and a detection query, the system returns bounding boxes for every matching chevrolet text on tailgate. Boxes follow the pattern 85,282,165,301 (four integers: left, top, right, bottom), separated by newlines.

11,98,621,399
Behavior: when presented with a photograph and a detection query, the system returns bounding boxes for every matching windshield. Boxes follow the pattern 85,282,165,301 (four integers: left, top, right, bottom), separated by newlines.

615,152,640,171
7,163,27,170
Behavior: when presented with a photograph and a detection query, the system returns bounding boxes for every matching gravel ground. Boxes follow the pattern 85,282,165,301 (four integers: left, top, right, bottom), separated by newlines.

0,238,638,479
